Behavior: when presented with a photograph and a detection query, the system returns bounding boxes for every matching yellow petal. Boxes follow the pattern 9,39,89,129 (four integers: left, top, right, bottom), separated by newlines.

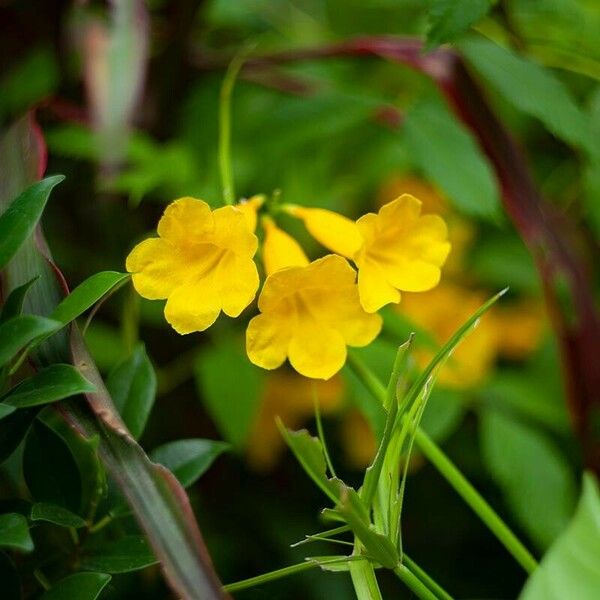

357,258,400,313
126,238,186,300
257,255,354,312
212,205,258,257
164,278,221,334
217,252,260,317
157,197,214,244
246,309,293,370
262,217,309,276
355,212,378,245
379,215,450,292
303,285,382,347
287,206,363,258
237,195,265,233
288,319,347,380
379,193,422,223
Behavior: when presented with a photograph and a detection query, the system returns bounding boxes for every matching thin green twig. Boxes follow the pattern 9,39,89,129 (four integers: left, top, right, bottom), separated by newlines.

403,554,454,600
218,51,247,205
394,565,439,600
312,382,337,478
224,556,362,593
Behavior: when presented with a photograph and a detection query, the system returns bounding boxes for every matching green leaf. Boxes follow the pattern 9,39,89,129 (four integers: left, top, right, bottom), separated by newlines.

51,271,130,325
106,344,156,440
278,424,340,503
519,474,600,599
0,315,61,367
40,412,107,523
0,278,37,323
0,409,37,463
23,420,82,514
403,97,499,219
150,439,229,488
0,551,21,600
2,364,95,408
459,38,592,153
483,370,570,434
481,409,577,550
0,405,16,420
195,337,264,449
470,235,540,294
426,0,494,49
336,486,398,569
0,513,33,553
31,502,87,528
80,535,158,574
40,572,111,600
0,176,64,271
0,49,59,122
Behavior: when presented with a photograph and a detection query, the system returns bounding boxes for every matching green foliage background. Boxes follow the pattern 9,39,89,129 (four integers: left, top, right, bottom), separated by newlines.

1,0,599,599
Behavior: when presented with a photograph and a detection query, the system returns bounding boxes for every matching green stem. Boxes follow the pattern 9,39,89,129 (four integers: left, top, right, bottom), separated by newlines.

360,340,413,511
34,569,51,591
224,561,316,593
394,565,439,600
291,525,351,547
349,559,383,600
403,554,454,600
414,427,538,574
88,513,113,534
218,53,245,205
224,557,361,593
312,382,337,478
346,351,538,575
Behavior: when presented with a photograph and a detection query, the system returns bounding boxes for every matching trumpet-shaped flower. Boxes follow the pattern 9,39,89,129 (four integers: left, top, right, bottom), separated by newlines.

237,195,265,232
261,217,309,275
246,254,382,379
288,195,451,313
285,205,363,258
126,197,259,334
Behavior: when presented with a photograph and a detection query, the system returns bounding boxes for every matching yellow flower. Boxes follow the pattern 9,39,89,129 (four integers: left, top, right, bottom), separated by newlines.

237,194,265,232
246,254,382,379
261,217,309,276
126,197,259,334
287,195,451,313
377,176,474,276
285,205,363,258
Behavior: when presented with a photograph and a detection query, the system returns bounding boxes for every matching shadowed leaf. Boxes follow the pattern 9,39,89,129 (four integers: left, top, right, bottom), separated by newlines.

0,513,33,553
3,364,95,408
40,572,111,600
150,439,229,488
0,176,63,270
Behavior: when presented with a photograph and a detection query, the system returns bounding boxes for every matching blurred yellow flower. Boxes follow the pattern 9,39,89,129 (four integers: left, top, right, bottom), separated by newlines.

494,300,545,360
247,371,344,471
261,216,309,276
340,409,378,469
246,254,382,379
400,283,498,388
126,197,259,334
287,195,451,313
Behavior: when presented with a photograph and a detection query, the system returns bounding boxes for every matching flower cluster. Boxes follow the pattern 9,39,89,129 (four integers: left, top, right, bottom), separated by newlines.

126,193,451,379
